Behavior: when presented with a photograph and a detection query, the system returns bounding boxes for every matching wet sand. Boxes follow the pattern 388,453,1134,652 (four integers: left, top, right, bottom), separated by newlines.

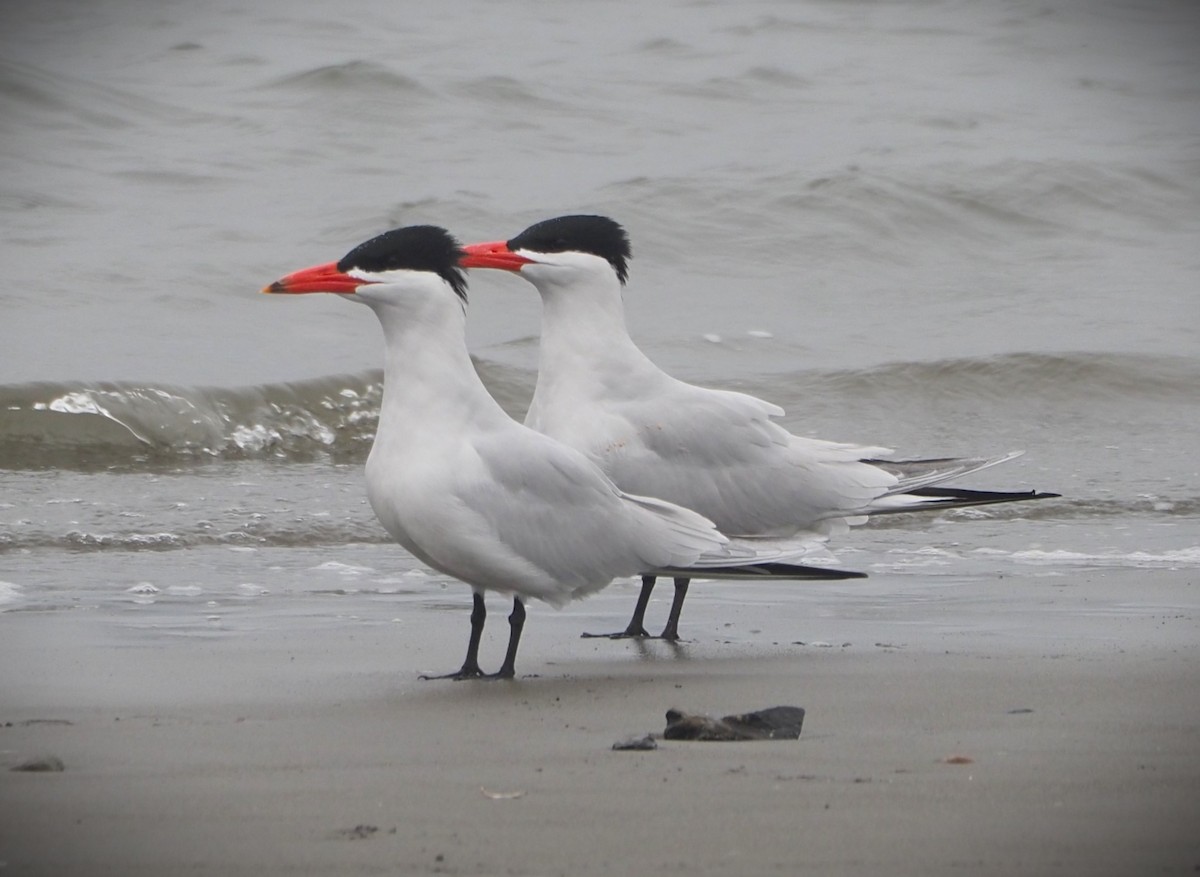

2,570,1197,876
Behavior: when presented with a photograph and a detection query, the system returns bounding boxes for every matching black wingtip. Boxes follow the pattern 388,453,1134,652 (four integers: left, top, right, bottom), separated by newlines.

906,487,1062,506
653,562,868,581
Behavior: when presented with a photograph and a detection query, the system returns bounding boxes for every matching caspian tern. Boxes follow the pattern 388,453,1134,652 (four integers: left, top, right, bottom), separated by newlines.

262,225,854,678
460,215,1060,640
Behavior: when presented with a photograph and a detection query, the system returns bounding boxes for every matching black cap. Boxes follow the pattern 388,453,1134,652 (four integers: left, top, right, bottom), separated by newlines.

337,225,468,301
507,215,631,284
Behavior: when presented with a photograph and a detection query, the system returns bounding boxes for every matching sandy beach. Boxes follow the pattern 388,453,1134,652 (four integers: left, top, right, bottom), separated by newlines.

2,569,1196,876
3,0,1198,874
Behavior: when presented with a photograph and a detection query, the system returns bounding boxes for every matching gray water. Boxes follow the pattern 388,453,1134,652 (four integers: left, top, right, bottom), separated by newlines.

2,0,1198,642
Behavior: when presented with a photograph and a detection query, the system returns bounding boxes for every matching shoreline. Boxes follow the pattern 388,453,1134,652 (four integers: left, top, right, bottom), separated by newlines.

2,569,1197,876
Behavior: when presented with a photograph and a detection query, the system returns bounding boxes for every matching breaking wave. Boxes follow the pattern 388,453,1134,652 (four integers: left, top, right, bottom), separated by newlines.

0,521,391,554
0,359,533,470
2,351,1196,470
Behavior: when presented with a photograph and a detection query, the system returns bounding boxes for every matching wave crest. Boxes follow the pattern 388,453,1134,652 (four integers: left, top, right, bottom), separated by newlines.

0,374,382,469
1,352,1193,470
0,359,533,470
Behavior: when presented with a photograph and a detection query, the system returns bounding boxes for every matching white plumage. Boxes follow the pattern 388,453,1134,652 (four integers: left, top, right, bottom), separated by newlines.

265,226,731,678
460,215,1057,638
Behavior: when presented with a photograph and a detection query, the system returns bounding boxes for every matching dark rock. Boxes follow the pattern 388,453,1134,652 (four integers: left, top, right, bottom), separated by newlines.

663,706,805,741
332,824,379,840
11,755,65,772
664,709,743,741
612,734,658,751
724,706,806,739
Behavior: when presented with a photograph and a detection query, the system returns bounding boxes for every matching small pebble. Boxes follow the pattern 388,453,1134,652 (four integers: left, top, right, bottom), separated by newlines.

332,824,378,840
612,734,658,751
11,756,65,772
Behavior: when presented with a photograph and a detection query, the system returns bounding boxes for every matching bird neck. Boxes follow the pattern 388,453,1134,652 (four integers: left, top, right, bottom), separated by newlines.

368,295,508,436
525,270,667,435
533,271,659,379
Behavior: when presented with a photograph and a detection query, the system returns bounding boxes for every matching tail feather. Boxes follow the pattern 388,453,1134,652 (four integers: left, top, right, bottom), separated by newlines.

650,561,868,580
857,449,1060,515
867,486,1061,515
865,450,1027,494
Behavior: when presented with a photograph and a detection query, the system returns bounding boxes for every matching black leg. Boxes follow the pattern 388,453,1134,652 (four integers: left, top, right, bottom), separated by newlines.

581,575,656,638
420,591,488,680
492,597,526,679
658,577,690,641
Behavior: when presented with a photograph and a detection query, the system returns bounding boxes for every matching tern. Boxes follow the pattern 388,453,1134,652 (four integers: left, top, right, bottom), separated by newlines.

460,214,1059,640
263,225,855,678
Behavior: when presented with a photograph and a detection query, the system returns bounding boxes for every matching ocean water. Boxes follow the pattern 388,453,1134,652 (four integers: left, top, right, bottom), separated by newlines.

2,0,1198,648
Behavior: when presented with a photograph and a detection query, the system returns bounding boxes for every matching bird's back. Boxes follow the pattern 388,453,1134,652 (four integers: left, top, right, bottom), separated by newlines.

527,365,897,538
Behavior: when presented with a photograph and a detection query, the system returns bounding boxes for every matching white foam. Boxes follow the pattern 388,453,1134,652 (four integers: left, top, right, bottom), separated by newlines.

126,581,159,604
870,546,961,571
231,423,279,452
35,391,152,443
165,584,203,596
1011,547,1200,568
230,416,336,451
0,580,23,606
311,560,375,576
886,546,960,558
39,391,104,416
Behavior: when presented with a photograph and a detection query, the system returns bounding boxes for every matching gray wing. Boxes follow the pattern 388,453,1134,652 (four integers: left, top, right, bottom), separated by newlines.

549,378,898,536
453,426,725,604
